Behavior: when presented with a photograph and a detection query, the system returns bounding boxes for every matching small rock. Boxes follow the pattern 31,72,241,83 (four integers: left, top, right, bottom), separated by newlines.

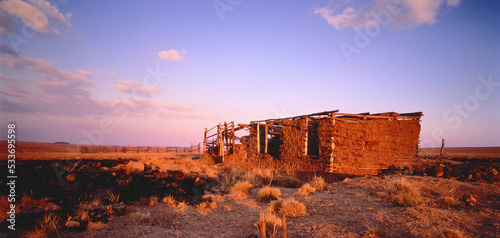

463,193,477,207
342,178,351,183
125,161,145,174
490,168,498,176
66,173,76,182
66,221,80,228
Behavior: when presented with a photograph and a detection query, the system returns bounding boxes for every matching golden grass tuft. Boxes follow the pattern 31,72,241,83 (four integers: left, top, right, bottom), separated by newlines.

387,179,420,207
35,212,62,236
231,180,253,194
261,210,282,227
258,186,281,202
162,195,177,206
175,201,188,214
295,183,316,196
310,176,326,190
281,198,306,217
130,211,151,223
269,199,283,214
105,190,120,203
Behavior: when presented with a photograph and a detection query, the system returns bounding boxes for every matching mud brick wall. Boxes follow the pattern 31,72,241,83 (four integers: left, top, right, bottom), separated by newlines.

280,119,307,160
320,117,421,175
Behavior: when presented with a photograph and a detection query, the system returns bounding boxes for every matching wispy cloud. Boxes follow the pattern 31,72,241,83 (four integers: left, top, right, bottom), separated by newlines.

314,0,461,30
158,49,186,62
0,50,92,86
113,80,160,97
0,0,71,35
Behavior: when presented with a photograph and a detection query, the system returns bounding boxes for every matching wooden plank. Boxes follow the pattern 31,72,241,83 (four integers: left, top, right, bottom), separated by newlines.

256,123,260,154
251,109,340,123
264,123,268,155
231,121,235,155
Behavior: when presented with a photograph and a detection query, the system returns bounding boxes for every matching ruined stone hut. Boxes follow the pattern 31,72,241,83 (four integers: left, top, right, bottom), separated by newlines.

203,110,423,176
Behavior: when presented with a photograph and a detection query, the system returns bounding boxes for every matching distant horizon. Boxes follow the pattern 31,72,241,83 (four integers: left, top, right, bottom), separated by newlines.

1,0,499,147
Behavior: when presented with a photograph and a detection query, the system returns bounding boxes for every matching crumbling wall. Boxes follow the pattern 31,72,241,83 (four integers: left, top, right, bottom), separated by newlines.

280,119,307,160
321,117,421,175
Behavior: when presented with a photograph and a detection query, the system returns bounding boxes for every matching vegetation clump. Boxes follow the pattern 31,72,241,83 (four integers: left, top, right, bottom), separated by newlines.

296,183,316,196
387,179,420,207
258,186,281,202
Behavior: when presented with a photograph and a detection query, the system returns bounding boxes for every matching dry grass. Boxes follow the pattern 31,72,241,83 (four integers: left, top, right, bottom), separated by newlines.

261,209,282,227
162,195,177,206
439,195,460,207
174,201,188,214
231,180,253,194
135,196,159,206
296,183,316,196
310,176,326,190
35,212,62,237
387,179,420,207
130,211,151,223
258,186,281,202
281,198,307,217
105,190,120,203
269,199,283,214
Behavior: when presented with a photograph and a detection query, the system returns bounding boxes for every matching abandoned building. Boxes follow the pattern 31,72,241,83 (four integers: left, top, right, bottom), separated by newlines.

203,110,423,176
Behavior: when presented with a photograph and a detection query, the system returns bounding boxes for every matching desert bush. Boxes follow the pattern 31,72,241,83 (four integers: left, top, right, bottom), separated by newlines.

130,211,151,223
362,226,384,238
163,195,177,206
231,180,253,194
296,183,316,196
175,201,188,214
136,196,159,206
259,186,281,202
105,190,120,203
281,198,306,217
269,199,283,213
35,212,62,236
261,210,282,227
387,179,420,207
310,176,326,190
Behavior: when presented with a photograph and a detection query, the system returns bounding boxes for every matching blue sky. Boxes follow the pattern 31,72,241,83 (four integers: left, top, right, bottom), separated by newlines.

0,0,499,147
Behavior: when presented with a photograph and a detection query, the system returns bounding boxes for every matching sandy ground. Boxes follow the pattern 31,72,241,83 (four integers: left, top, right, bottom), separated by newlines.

58,175,499,238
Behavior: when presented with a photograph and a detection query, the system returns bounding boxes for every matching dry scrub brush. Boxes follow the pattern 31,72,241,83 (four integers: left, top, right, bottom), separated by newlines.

231,180,253,194
310,176,326,190
387,179,420,207
281,198,306,217
295,183,316,196
258,186,281,202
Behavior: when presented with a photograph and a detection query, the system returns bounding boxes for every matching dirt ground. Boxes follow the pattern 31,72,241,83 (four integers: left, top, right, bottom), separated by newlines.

54,175,499,238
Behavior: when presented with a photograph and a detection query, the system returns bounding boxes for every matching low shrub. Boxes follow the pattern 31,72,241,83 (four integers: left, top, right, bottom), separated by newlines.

434,228,466,238
296,183,316,196
130,211,151,223
281,198,306,217
163,195,177,206
310,176,326,190
258,186,281,202
231,180,253,194
387,179,420,207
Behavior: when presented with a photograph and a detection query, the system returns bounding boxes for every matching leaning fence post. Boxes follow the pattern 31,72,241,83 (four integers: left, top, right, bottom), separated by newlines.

282,213,287,238
260,212,266,238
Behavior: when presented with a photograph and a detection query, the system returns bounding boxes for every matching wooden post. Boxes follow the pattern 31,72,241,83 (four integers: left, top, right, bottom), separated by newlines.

231,121,235,155
256,123,260,154
282,213,287,238
304,118,309,156
198,143,201,153
260,212,266,238
219,123,224,162
224,122,229,155
264,123,268,155
203,128,207,153
440,138,445,156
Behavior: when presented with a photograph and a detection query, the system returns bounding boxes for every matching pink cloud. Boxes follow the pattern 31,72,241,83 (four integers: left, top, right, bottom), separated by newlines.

158,49,186,62
0,0,71,34
314,0,461,30
113,80,160,97
0,53,92,85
